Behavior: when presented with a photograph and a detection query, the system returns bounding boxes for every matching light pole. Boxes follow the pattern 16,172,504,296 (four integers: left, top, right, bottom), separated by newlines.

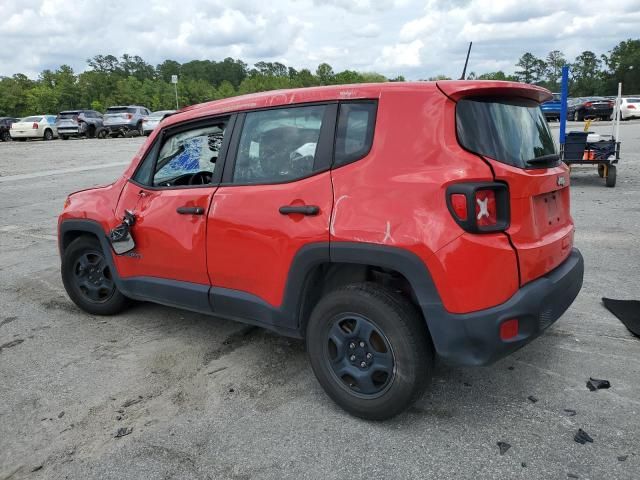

171,75,179,109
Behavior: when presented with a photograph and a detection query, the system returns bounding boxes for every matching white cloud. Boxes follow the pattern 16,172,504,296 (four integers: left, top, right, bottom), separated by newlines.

0,0,638,81
378,40,425,68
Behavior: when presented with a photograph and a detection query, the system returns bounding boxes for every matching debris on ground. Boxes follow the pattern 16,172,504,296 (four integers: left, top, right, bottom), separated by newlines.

586,378,611,391
463,382,472,387
564,409,577,416
497,441,511,455
521,462,527,467
121,396,143,408
508,366,515,370
617,455,628,462
31,465,43,472
229,388,235,393
527,395,538,403
57,411,65,418
574,428,594,444
567,474,579,479
114,427,133,438
0,338,24,353
602,298,640,337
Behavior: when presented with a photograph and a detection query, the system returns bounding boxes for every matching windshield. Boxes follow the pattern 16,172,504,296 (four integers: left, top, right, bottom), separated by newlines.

456,97,556,168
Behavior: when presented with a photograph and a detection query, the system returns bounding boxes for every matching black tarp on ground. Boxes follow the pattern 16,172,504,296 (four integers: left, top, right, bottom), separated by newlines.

602,298,640,337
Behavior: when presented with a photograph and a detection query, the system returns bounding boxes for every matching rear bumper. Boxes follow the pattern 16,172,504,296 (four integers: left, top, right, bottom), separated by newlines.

105,123,137,132
10,130,40,138
425,248,584,366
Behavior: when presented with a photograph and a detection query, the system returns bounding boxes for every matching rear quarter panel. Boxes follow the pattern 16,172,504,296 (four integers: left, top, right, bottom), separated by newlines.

330,88,520,313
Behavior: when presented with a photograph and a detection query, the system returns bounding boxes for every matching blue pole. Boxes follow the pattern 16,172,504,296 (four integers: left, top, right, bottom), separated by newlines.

559,65,569,145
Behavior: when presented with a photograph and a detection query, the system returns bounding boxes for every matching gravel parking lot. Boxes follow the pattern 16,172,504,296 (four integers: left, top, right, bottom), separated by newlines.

1,121,639,480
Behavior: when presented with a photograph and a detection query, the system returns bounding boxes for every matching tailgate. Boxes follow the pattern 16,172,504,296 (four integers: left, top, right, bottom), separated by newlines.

488,160,574,285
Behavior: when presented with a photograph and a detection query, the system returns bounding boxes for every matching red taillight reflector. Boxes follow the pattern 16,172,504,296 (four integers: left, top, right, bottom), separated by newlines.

475,189,497,227
126,113,133,120
450,193,468,221
628,105,636,110
32,122,38,129
500,319,519,340
584,102,593,107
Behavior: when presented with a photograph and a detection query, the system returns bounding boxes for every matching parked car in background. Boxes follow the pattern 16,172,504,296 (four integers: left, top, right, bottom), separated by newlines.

616,97,640,120
56,110,104,139
58,81,583,420
0,117,18,141
142,110,176,135
568,97,614,121
103,106,150,136
540,93,563,121
10,115,57,141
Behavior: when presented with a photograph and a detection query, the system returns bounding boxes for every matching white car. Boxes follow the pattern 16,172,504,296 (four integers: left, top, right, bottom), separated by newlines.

617,98,640,120
142,110,176,135
10,115,58,141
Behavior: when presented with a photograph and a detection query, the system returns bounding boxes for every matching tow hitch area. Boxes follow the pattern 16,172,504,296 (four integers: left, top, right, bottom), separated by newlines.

109,210,136,254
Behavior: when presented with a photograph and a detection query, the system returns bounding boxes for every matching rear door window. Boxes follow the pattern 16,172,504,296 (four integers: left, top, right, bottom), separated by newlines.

456,97,556,168
232,105,327,184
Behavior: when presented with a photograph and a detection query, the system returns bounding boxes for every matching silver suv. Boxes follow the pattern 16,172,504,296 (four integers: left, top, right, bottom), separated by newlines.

103,106,150,137
56,110,104,139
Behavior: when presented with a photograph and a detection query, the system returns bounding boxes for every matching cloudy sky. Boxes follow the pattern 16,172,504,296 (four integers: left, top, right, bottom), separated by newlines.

1,0,639,79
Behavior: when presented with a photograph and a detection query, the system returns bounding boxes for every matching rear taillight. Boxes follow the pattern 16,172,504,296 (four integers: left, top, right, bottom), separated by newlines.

446,182,509,233
32,122,38,129
126,113,133,120
584,102,593,107
628,105,636,110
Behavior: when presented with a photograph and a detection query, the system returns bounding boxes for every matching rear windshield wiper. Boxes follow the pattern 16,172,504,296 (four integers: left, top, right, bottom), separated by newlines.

525,154,560,167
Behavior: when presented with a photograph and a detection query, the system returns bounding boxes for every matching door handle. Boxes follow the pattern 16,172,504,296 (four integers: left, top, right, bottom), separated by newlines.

279,205,320,216
176,206,204,215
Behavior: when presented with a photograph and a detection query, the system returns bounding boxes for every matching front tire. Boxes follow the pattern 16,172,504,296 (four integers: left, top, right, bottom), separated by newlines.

61,236,129,315
306,283,433,420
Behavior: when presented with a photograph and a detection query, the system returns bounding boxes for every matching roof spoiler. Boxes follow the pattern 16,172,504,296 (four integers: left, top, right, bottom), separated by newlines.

436,80,553,104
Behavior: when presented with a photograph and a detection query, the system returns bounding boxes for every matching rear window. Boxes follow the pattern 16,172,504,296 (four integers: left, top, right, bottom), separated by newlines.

456,97,556,168
626,98,640,103
106,107,136,114
58,112,79,119
22,116,42,122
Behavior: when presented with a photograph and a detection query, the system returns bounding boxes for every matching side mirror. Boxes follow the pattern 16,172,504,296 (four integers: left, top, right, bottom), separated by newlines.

109,210,136,255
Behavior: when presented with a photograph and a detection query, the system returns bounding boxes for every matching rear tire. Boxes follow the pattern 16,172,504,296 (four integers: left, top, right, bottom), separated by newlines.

574,111,582,121
43,129,53,141
60,134,68,140
1,131,10,141
61,236,129,315
606,165,617,188
306,282,433,420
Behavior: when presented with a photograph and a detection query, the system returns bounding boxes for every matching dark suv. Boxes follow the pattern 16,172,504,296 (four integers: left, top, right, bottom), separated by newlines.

58,81,584,419
0,117,18,141
56,110,104,139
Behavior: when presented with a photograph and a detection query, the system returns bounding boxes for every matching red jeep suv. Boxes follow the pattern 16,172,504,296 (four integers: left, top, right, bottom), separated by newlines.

58,81,584,419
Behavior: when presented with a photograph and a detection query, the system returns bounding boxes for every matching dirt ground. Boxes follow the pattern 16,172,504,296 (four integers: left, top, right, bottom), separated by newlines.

1,121,639,479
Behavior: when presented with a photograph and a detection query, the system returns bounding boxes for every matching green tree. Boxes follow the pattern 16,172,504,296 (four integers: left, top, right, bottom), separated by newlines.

603,39,640,94
571,51,603,96
515,52,540,83
546,50,566,90
316,63,335,85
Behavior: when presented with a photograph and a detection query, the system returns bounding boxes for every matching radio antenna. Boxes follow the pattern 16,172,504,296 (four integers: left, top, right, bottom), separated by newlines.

460,42,473,80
